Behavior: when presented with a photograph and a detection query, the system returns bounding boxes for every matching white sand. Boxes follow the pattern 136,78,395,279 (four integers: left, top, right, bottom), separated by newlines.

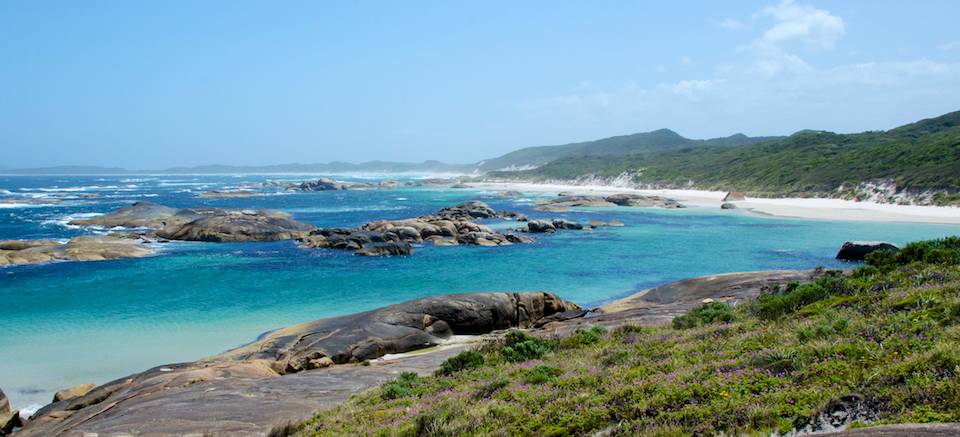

471,182,960,225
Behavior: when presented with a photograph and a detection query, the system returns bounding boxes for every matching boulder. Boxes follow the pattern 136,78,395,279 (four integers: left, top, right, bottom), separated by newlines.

0,235,153,267
526,220,556,233
223,292,581,369
355,242,413,257
588,220,624,227
69,202,180,228
437,201,497,219
552,219,585,230
0,388,21,435
723,191,746,202
53,383,97,403
155,209,315,242
720,202,737,210
498,211,527,222
836,241,899,262
450,183,471,189
495,191,524,197
543,195,617,208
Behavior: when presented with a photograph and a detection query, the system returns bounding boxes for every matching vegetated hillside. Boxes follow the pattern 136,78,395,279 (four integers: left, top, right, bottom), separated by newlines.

493,111,960,202
475,129,779,172
289,236,960,436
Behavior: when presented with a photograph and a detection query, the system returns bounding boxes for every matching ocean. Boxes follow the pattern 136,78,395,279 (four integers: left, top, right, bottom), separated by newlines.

1,174,958,412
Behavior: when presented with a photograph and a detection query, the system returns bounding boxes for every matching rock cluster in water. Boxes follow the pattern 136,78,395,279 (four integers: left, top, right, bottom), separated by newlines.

297,201,538,256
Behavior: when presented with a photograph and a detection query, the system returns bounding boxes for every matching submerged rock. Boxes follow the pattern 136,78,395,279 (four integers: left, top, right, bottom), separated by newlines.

836,241,899,262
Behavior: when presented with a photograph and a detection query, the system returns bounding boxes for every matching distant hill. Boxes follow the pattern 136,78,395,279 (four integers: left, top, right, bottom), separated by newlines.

2,161,474,175
475,129,780,172
491,110,960,204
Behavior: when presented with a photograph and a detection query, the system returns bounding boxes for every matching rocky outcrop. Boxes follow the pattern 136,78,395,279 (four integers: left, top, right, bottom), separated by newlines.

69,202,181,229
836,241,899,262
603,193,685,208
53,384,96,403
69,202,317,243
525,220,556,233
155,209,315,242
298,201,538,256
288,177,348,191
536,193,684,210
0,235,154,267
19,292,580,437
1,388,21,435
721,202,737,209
355,242,413,257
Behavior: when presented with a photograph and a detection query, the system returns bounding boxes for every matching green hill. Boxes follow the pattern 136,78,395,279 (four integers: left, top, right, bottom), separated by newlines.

491,111,960,203
475,129,779,172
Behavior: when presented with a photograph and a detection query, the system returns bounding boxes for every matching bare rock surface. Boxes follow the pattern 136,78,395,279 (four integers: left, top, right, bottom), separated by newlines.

0,235,153,266
53,384,96,403
18,292,579,437
69,202,317,243
535,193,684,210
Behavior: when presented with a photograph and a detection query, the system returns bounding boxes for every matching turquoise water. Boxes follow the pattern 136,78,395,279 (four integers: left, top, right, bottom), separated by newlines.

1,175,959,411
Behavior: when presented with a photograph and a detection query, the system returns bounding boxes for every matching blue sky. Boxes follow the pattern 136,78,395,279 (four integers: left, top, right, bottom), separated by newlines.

2,1,959,168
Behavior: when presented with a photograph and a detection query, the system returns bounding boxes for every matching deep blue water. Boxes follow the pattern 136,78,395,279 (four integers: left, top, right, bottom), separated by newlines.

1,174,959,410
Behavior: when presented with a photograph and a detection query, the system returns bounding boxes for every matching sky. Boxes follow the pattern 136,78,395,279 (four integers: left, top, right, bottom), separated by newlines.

1,0,959,168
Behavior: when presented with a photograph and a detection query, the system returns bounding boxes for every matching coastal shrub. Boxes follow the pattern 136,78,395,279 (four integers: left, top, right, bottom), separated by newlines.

754,273,850,320
436,351,484,376
473,378,510,399
521,365,563,384
896,237,960,266
502,339,548,362
381,371,419,400
672,302,736,329
559,326,607,348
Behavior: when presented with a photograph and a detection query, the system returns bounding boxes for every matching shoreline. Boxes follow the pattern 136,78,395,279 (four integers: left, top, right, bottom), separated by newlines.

470,181,960,225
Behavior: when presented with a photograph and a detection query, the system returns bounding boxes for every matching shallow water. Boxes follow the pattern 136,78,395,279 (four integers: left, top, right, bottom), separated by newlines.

1,175,959,411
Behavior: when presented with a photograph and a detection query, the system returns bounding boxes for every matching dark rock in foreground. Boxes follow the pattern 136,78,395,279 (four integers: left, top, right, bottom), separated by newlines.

1,387,22,436
721,202,737,209
19,292,580,437
836,241,899,261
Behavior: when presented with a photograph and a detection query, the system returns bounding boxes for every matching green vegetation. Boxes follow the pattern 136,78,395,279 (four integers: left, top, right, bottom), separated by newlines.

491,111,960,204
477,128,777,172
290,236,960,436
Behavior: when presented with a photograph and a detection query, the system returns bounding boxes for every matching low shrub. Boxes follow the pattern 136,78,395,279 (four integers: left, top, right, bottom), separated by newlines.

672,302,736,329
436,350,484,376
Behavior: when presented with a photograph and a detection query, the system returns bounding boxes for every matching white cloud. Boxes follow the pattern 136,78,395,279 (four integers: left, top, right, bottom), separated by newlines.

680,55,694,66
516,1,959,139
940,40,960,51
756,0,845,50
718,18,745,30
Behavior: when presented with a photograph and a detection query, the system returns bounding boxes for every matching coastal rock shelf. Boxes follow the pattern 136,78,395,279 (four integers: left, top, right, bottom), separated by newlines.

18,292,581,437
0,235,153,266
534,194,684,211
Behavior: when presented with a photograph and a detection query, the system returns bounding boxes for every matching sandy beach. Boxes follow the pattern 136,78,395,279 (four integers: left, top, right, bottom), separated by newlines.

471,181,960,225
